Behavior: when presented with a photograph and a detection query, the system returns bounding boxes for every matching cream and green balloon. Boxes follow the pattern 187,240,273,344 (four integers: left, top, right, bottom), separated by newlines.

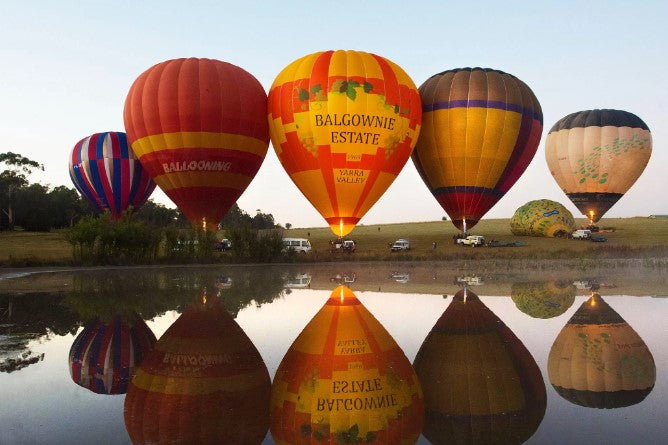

545,109,651,223
510,199,576,237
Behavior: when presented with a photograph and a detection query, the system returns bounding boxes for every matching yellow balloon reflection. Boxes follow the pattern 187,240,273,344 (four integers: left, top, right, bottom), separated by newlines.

511,281,576,319
414,289,546,444
124,295,271,444
270,285,424,444
548,292,656,408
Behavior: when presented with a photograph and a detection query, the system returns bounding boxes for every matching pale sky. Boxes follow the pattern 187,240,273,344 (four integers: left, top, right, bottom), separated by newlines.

2,1,666,228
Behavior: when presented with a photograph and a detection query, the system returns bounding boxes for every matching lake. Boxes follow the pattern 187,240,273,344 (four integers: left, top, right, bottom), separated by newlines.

1,263,666,444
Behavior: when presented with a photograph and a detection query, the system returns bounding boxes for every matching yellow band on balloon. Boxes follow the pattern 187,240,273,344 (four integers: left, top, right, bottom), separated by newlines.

131,368,269,394
131,131,268,158
155,171,252,191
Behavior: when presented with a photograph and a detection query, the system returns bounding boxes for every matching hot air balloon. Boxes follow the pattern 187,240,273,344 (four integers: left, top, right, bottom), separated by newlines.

412,68,543,233
548,293,656,408
511,281,576,319
124,58,270,231
545,109,652,224
510,199,576,238
270,286,424,444
69,132,156,217
124,296,270,444
69,313,156,394
268,50,421,237
413,289,546,444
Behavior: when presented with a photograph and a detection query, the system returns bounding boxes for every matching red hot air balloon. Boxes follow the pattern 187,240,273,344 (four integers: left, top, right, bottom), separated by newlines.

69,313,156,395
69,132,156,217
124,58,270,231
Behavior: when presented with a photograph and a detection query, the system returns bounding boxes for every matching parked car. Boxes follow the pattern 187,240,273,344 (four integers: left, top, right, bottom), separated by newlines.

572,229,592,240
282,238,312,253
590,236,607,242
456,235,486,247
390,239,410,252
214,238,232,251
331,238,356,253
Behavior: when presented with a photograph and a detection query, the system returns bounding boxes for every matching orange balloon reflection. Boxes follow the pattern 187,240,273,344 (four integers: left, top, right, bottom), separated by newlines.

414,289,546,444
270,285,424,444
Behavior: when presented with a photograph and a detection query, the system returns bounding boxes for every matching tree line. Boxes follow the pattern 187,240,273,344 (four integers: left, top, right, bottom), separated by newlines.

0,151,280,232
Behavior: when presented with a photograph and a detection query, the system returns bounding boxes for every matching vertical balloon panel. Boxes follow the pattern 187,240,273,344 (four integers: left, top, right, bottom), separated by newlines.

69,132,156,217
270,286,424,444
413,289,546,444
545,109,652,223
268,50,421,237
548,293,656,408
124,298,271,443
412,68,542,232
124,58,270,230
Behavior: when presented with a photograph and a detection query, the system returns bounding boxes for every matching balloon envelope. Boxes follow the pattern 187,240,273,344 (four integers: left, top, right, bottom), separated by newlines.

268,50,421,237
69,313,156,394
548,293,656,408
510,199,576,237
270,285,424,444
124,298,271,444
414,289,546,444
69,132,156,217
545,109,652,223
124,58,270,230
511,281,576,318
412,68,543,231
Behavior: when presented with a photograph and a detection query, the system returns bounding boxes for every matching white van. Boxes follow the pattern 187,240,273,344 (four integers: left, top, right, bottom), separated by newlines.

282,238,312,253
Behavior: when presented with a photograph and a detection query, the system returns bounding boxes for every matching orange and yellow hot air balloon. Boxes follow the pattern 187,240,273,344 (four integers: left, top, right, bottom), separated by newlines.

412,68,543,233
268,50,422,237
124,58,270,230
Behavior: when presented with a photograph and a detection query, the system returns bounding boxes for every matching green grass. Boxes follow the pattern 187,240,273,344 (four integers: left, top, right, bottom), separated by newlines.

0,230,73,266
1,217,667,267
282,217,668,261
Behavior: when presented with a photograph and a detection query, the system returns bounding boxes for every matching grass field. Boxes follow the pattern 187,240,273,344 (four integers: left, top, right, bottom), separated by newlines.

283,217,668,261
0,217,667,266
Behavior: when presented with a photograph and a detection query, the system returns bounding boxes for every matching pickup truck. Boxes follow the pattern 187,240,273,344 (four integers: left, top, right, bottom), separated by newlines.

457,235,485,247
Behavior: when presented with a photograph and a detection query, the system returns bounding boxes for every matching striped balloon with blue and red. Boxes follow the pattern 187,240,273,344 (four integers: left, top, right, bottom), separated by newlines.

69,313,156,395
69,132,156,217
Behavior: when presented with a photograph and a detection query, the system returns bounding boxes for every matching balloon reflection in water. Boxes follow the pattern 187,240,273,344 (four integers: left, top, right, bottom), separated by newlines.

69,313,156,394
413,289,546,445
548,293,656,408
124,296,271,444
511,281,576,319
271,285,424,444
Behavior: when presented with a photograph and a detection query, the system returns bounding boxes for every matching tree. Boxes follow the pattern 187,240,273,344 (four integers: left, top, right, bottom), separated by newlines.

0,152,44,230
285,222,292,230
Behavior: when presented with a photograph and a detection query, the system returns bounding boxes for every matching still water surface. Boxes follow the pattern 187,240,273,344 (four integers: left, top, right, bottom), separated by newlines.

1,264,666,444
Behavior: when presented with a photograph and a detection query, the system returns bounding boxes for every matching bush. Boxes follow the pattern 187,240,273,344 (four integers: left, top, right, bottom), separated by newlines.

227,225,285,262
66,211,162,264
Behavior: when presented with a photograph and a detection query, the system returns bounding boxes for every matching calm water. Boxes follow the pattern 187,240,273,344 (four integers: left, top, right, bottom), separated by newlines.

1,264,666,444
